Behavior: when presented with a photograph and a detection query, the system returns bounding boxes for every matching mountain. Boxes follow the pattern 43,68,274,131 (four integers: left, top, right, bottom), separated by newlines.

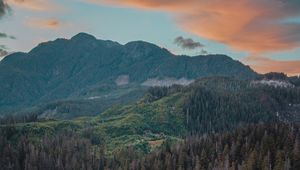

0,33,257,116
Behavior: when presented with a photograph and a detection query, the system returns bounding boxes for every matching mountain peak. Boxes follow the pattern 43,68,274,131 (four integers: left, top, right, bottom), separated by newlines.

125,41,160,49
71,32,97,41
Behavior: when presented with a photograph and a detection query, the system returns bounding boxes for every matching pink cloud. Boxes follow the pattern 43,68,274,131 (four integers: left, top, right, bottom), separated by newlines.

5,0,58,11
88,0,300,75
25,18,61,30
243,56,300,76
92,0,300,53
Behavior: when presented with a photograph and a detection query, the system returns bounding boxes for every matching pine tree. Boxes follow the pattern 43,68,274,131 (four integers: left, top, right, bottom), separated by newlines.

274,151,284,170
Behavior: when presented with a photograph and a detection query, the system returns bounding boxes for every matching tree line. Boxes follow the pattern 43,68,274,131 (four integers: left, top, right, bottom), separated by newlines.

109,123,300,170
1,123,299,170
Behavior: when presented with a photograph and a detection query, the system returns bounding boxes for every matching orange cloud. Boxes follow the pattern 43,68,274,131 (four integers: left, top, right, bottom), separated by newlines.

5,0,57,11
92,0,300,53
243,56,300,76
25,18,60,30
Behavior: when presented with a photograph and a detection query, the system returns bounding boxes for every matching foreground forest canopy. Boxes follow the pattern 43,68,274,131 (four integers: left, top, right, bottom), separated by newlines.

0,76,300,169
1,123,299,169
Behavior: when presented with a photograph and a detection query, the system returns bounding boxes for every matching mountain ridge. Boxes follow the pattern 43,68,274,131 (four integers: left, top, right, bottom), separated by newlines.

0,33,257,116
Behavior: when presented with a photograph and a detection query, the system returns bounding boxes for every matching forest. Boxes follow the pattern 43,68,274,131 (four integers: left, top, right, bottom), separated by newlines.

1,123,299,170
0,76,300,170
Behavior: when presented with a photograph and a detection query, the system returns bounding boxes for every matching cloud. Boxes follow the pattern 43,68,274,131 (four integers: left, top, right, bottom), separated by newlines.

0,45,7,49
243,56,300,76
93,0,300,54
5,0,57,11
174,36,204,50
0,32,16,39
25,18,60,30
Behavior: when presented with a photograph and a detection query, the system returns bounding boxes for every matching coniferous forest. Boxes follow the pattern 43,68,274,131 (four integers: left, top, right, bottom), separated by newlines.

1,123,299,170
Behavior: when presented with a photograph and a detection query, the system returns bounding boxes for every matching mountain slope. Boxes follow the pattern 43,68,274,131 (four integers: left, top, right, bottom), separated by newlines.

2,77,299,154
0,33,257,114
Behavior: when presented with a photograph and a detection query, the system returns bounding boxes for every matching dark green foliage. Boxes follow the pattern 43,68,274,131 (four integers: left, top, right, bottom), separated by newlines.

0,130,103,170
2,123,299,170
1,77,300,150
115,123,300,170
151,77,300,133
145,85,184,102
0,113,38,124
182,78,284,134
1,77,300,169
289,76,300,87
30,85,146,120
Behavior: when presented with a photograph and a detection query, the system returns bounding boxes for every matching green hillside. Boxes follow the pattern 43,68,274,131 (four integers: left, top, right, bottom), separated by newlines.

2,77,299,156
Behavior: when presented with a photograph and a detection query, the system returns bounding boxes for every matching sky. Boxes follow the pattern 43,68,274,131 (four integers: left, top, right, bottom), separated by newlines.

0,0,300,75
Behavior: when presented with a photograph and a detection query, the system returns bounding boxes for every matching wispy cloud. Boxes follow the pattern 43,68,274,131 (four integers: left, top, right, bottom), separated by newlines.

93,0,300,54
5,0,57,11
174,36,204,50
0,32,16,39
25,18,61,30
243,56,300,76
